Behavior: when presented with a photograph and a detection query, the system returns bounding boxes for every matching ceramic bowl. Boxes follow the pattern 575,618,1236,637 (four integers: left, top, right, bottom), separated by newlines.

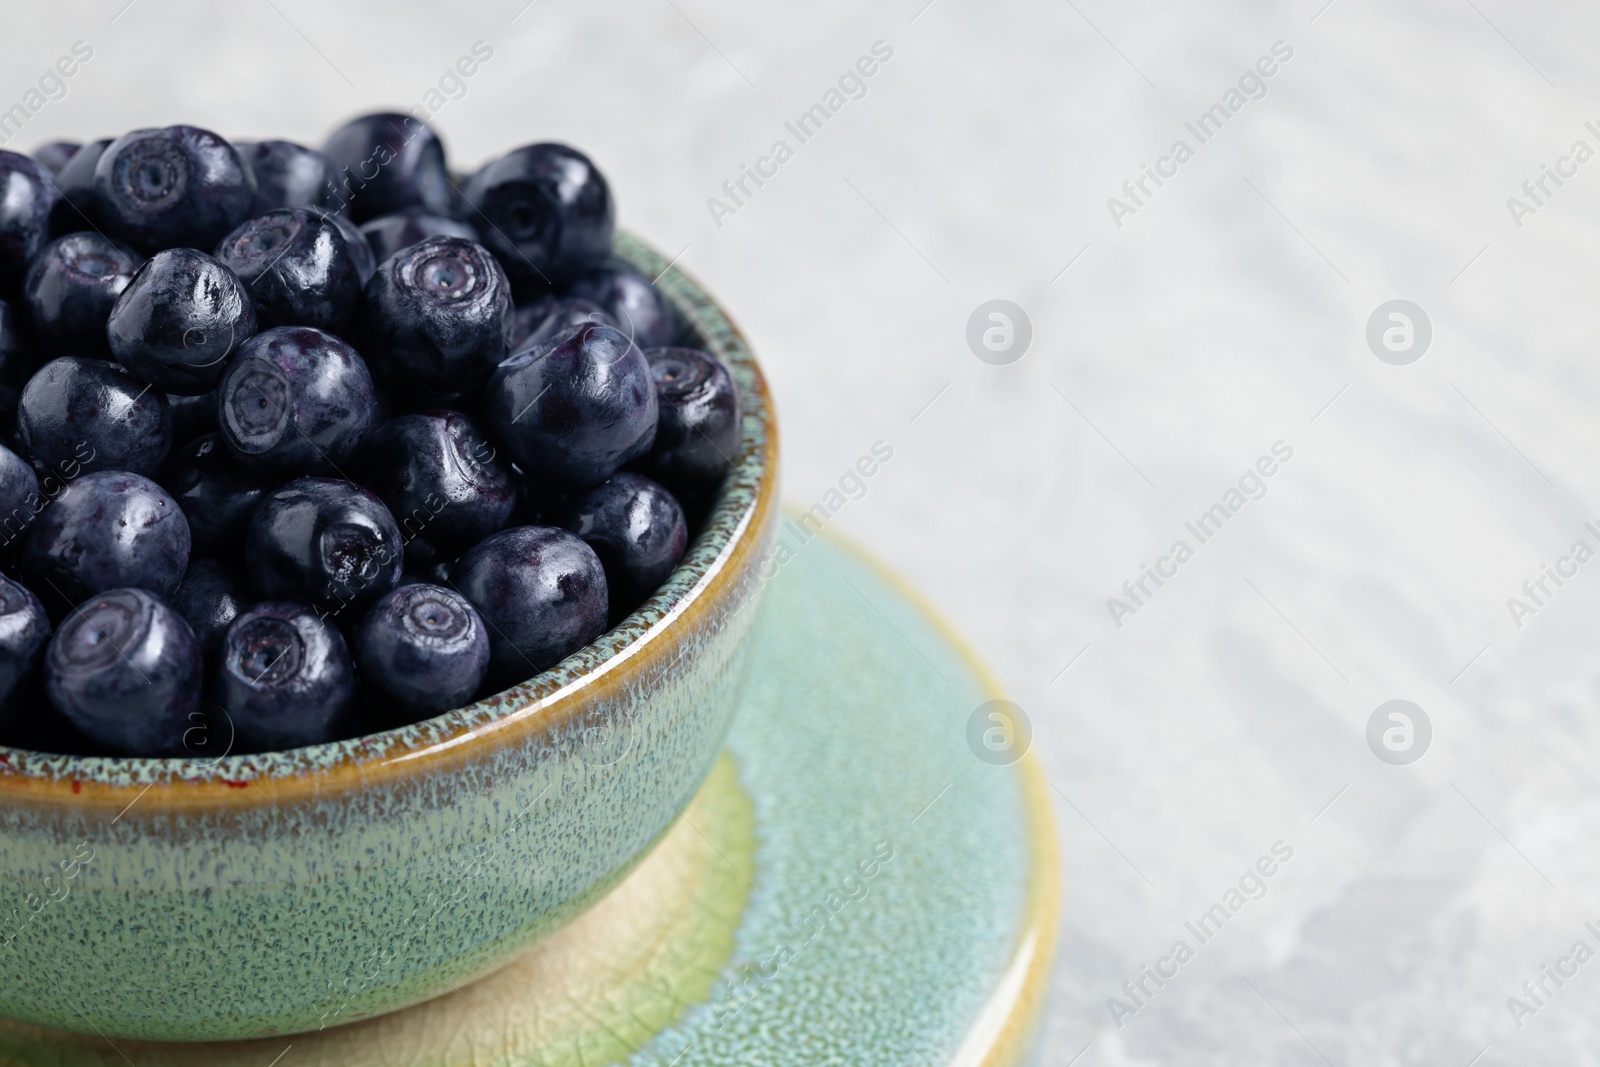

0,232,779,1043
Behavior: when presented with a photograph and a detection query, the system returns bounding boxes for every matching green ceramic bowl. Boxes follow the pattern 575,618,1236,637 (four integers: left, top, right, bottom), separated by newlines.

0,233,779,1043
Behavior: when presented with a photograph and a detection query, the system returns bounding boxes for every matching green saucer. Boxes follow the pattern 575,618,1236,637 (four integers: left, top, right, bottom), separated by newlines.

0,528,1059,1067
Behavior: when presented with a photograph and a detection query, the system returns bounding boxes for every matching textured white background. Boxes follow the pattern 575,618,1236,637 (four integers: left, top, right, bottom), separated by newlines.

5,0,1600,1062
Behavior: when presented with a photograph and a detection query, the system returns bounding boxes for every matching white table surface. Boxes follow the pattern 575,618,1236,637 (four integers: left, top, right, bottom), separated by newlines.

6,1,1600,1062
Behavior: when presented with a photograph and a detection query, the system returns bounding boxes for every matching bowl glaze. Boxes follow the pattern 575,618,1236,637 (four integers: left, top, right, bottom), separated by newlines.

0,232,779,1042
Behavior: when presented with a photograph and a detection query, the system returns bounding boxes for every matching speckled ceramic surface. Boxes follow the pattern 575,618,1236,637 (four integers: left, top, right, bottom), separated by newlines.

0,527,1059,1066
0,234,780,1042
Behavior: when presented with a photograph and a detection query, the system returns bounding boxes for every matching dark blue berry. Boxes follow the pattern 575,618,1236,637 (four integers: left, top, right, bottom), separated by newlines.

167,390,218,444
462,143,613,293
564,265,674,350
0,574,49,713
18,356,173,476
359,208,475,264
636,346,742,496
485,322,657,489
322,113,451,222
355,583,488,715
93,126,257,253
0,299,37,413
355,411,515,566
355,236,512,394
0,442,40,549
170,557,254,652
158,432,266,558
215,208,367,334
236,140,336,212
0,151,56,293
450,525,606,685
44,587,201,755
246,477,402,618
556,472,686,617
216,601,353,750
511,296,615,350
20,470,191,614
106,247,256,395
32,142,79,176
46,138,108,236
216,326,376,476
23,232,142,356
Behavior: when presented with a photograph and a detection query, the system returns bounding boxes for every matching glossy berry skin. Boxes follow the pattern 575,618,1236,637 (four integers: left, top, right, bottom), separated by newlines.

216,601,354,750
236,140,336,212
462,144,613,292
246,477,402,617
355,583,488,715
0,151,56,293
158,432,266,558
44,587,202,756
93,126,257,253
322,113,452,222
556,472,687,617
216,326,377,476
0,574,50,713
168,390,218,444
23,232,142,356
20,471,191,614
564,265,675,350
359,208,475,264
485,323,657,489
46,138,109,236
170,557,254,652
636,346,742,496
0,300,35,415
215,208,368,334
106,247,255,395
450,525,607,686
513,296,615,350
0,443,40,548
355,411,516,566
18,356,173,476
32,142,79,176
355,236,512,394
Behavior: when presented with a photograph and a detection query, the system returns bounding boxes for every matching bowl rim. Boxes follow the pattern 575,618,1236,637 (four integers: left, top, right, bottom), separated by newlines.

0,231,779,810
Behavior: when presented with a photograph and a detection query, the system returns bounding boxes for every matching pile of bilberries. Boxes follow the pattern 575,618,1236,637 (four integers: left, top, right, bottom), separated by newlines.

0,114,742,757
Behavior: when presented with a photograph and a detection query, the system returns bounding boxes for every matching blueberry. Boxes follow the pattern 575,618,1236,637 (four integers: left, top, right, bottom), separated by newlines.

322,113,451,222
354,583,488,715
44,587,202,755
32,142,79,176
215,208,367,333
106,247,256,395
170,557,254,652
45,138,109,236
450,525,606,685
24,232,142,356
511,296,615,350
485,323,657,489
246,476,402,618
354,236,512,394
635,346,742,496
324,210,377,285
0,299,37,412
462,143,613,293
555,472,686,618
563,265,674,349
0,442,41,549
0,574,49,714
93,126,257,253
354,411,516,566
18,356,173,476
158,432,266,558
167,390,218,444
359,207,476,264
215,601,353,750
0,151,56,293
216,326,376,476
20,470,190,614
236,140,336,212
